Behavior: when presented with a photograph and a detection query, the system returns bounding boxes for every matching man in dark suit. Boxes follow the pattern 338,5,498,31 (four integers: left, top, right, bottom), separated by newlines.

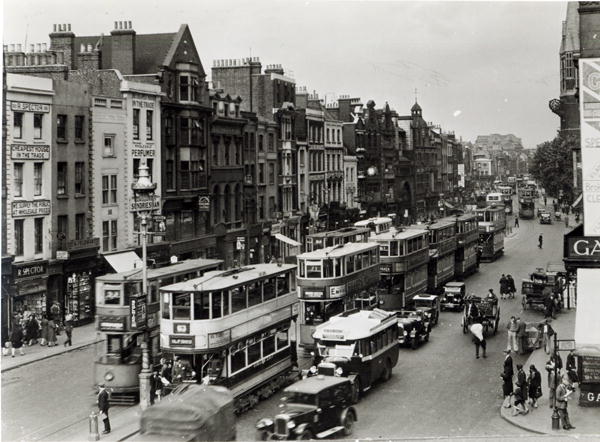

503,349,514,380
98,384,111,434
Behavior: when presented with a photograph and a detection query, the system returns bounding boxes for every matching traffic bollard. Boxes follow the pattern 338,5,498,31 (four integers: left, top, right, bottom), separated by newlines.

89,411,99,441
551,408,561,430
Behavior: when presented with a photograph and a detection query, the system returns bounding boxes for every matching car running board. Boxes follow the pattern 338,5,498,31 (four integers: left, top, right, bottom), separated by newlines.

316,426,344,439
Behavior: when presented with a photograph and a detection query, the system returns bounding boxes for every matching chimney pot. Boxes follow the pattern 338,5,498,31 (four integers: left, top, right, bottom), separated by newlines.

87,44,92,52
10,44,15,52
30,44,35,52
120,21,124,30
53,24,57,32
68,24,71,31
17,44,22,52
128,21,132,29
80,43,85,52
63,24,67,31
42,43,47,51
36,43,41,52
114,21,118,29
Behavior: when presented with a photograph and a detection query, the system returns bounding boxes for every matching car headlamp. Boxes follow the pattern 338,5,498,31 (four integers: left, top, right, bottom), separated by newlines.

335,367,343,376
403,330,408,336
257,418,273,429
104,372,114,381
287,421,296,429
309,366,317,374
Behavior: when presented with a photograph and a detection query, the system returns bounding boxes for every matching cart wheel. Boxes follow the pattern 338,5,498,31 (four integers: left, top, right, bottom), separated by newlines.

462,318,467,334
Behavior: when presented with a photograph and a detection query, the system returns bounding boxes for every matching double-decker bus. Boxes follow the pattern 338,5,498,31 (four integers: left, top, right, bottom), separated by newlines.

312,308,399,401
371,228,429,310
453,213,479,279
354,217,393,235
305,226,370,252
420,219,457,294
476,206,506,261
159,263,298,414
94,258,222,404
296,242,380,350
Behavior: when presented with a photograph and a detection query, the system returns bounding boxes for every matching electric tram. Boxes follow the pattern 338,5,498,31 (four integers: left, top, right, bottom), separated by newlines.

419,219,457,294
159,263,298,414
518,187,535,219
296,242,380,350
94,257,222,404
453,213,479,279
305,226,370,252
476,206,506,261
354,217,393,235
370,227,429,310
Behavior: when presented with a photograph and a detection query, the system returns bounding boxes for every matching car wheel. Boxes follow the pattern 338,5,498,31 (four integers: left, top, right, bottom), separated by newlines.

381,359,392,382
299,429,313,440
342,412,355,436
350,378,361,404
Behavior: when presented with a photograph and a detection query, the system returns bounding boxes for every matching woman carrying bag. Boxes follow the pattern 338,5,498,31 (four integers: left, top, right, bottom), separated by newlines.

528,364,542,408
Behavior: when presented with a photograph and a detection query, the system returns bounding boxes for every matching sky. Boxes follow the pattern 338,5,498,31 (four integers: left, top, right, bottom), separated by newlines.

3,0,567,148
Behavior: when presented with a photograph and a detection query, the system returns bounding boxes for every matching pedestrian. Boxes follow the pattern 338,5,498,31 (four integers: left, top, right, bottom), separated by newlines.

97,384,111,434
515,364,529,412
40,314,49,346
565,215,569,228
503,349,514,380
566,350,579,384
542,319,555,354
506,316,519,353
544,196,547,206
516,317,527,355
546,358,558,408
487,288,498,301
499,274,508,300
9,323,25,357
512,386,528,416
150,370,160,405
47,318,57,347
538,234,543,249
50,301,61,323
501,369,513,408
515,217,519,228
25,314,39,346
63,316,73,347
507,275,516,299
470,322,486,359
556,375,576,430
528,365,542,408
544,294,555,319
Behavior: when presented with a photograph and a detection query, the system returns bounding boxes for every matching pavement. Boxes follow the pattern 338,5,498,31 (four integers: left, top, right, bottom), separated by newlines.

0,322,100,373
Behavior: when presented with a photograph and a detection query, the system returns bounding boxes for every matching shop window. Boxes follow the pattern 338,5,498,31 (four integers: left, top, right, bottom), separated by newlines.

57,114,67,141
13,163,23,197
193,292,210,320
173,292,191,319
13,112,23,139
133,109,140,140
34,113,43,139
14,219,24,256
146,110,153,140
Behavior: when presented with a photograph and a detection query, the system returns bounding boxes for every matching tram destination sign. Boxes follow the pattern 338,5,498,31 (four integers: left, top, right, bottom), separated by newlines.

11,144,50,160
169,335,195,348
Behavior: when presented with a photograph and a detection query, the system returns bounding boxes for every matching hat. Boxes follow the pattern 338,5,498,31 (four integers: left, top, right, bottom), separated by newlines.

504,349,511,354
98,383,106,388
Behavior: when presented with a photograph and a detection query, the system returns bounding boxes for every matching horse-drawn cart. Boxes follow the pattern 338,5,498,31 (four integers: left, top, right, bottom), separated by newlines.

461,296,500,336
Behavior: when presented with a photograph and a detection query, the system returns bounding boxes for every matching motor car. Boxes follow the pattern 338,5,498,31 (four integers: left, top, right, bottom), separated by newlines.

540,212,552,224
410,294,440,326
255,375,357,440
441,282,466,311
396,310,430,349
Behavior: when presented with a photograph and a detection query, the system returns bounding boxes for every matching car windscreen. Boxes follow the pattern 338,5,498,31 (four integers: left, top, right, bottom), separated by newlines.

316,339,356,358
286,392,317,406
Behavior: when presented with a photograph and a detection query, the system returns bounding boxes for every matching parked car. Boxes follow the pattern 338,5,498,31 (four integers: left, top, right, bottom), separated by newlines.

396,310,430,349
540,212,552,224
410,294,440,326
256,376,357,440
441,282,466,311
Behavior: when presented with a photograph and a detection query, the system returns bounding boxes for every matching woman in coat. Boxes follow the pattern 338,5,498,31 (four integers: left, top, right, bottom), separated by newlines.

501,370,513,408
40,314,49,346
10,324,25,357
528,364,542,408
26,314,39,346
47,318,57,347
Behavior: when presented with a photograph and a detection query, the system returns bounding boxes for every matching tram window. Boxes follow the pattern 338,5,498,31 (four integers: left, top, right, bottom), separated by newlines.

231,286,247,313
355,254,363,271
323,259,333,278
124,282,141,305
390,241,398,256
334,258,341,277
231,349,246,373
193,292,210,320
248,341,261,364
149,284,158,304
263,278,276,301
107,335,122,354
263,335,275,356
162,292,171,319
346,256,354,274
362,252,370,268
173,293,191,319
275,330,289,350
276,273,289,296
162,277,174,286
380,243,389,257
299,260,305,278
104,289,120,305
248,281,262,307
306,263,321,278
211,291,224,318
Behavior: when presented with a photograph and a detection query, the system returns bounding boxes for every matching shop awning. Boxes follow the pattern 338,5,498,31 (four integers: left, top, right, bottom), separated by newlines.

571,193,583,208
273,233,302,247
104,251,143,273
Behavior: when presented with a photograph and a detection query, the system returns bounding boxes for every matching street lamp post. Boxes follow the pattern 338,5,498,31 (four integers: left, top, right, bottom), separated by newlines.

131,164,157,410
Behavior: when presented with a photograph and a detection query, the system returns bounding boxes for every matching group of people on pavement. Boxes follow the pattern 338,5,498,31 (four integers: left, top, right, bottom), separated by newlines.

545,350,578,430
506,316,531,356
5,303,74,358
501,352,543,416
499,274,516,300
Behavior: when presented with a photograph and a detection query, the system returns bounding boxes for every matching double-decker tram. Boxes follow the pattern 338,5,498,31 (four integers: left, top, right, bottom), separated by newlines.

453,213,479,279
296,242,380,351
305,226,370,252
312,308,399,401
354,217,393,235
518,187,535,219
159,263,298,414
94,258,222,404
371,228,429,310
476,206,506,261
420,219,457,294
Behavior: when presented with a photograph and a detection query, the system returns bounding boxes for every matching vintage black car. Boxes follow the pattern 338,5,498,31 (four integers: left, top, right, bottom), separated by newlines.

441,282,466,311
410,294,440,326
396,310,430,349
256,376,357,440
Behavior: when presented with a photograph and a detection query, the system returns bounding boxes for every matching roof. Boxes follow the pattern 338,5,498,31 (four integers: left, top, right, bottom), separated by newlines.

427,218,456,230
160,263,295,292
371,228,428,241
411,101,422,112
560,2,580,54
284,375,349,395
98,258,223,282
445,281,465,288
308,226,370,239
298,242,378,259
354,217,392,227
313,309,397,340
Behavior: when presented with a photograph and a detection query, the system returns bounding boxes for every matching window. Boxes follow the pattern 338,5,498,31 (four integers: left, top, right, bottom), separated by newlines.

110,220,117,249
179,74,198,102
103,135,115,157
193,292,210,319
248,282,262,307
173,293,191,319
57,215,68,244
211,291,224,318
146,110,153,140
33,113,43,139
268,163,275,185
258,196,265,219
231,347,246,373
104,288,121,305
34,218,43,254
14,219,24,256
258,134,264,152
110,99,123,109
74,162,85,194
13,112,23,138
259,163,265,184
33,163,43,196
57,114,67,140
191,118,203,145
165,117,175,145
102,174,117,205
248,341,261,365
231,286,246,313
268,133,275,152
57,162,67,195
102,221,109,250
147,159,154,184
133,109,140,140
263,277,276,301
75,213,85,240
75,115,84,140
162,292,171,319
13,163,23,197
166,159,175,190
94,98,107,107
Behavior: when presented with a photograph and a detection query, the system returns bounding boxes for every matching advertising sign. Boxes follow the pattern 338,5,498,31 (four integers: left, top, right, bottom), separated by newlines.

565,236,600,261
580,355,600,384
131,143,155,158
11,101,50,113
198,196,210,212
130,295,147,330
208,330,231,348
13,262,47,280
11,144,50,160
12,200,51,217
130,195,160,212
329,285,346,298
99,316,126,332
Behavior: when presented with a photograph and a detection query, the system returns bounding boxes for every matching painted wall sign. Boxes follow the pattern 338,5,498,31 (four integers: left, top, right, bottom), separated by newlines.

11,102,50,113
132,99,155,109
11,144,50,160
12,200,51,217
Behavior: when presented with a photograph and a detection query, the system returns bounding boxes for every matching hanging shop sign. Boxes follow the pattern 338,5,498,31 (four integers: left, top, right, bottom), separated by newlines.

130,195,160,212
11,144,50,160
12,200,51,217
131,142,155,158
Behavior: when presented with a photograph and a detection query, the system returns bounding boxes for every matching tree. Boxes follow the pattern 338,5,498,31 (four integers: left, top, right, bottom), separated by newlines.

530,132,576,202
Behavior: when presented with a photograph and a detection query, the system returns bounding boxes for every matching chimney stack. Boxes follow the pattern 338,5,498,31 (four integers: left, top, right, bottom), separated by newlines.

110,19,136,74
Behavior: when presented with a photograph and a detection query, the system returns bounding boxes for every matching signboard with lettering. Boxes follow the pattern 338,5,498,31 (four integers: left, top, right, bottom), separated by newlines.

169,335,195,348
11,144,50,160
132,99,155,109
579,385,600,406
580,355,600,384
198,196,210,212
208,330,231,347
12,200,51,217
130,295,147,330
329,285,346,299
11,102,50,113
56,251,70,260
13,262,47,280
130,195,160,212
322,329,345,340
99,316,126,332
565,237,600,261
131,142,155,157
303,290,323,299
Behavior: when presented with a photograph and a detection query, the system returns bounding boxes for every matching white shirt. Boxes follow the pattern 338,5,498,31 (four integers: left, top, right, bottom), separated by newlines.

470,323,484,341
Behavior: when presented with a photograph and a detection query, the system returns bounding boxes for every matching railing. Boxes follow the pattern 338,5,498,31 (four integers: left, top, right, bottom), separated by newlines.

278,174,297,185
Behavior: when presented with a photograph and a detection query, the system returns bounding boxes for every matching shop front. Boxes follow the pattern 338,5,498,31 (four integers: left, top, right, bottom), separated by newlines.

12,260,49,318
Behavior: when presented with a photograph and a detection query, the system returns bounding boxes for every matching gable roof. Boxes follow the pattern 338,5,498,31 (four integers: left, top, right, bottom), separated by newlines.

135,32,177,74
